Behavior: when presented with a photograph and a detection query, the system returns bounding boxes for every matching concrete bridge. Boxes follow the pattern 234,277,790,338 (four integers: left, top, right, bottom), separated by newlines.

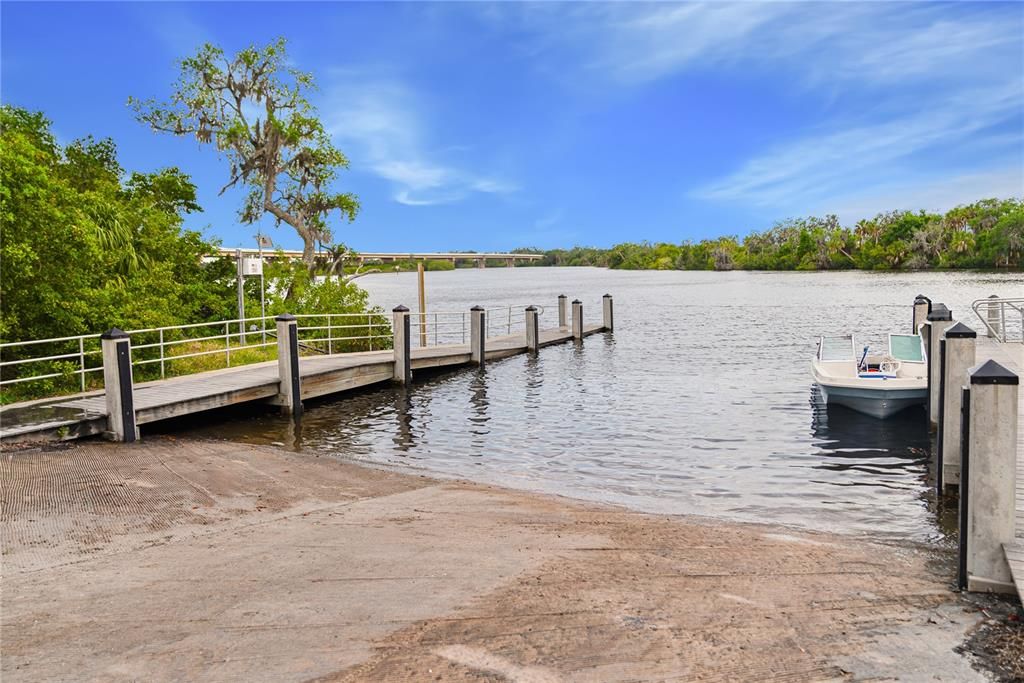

217,248,544,269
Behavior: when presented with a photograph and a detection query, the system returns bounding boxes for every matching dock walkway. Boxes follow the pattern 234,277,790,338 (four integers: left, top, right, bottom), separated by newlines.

0,324,604,443
975,335,1024,602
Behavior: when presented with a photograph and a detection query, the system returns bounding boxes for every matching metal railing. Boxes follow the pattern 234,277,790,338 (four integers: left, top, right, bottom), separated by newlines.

292,313,393,354
406,311,470,348
486,304,545,338
972,297,1024,343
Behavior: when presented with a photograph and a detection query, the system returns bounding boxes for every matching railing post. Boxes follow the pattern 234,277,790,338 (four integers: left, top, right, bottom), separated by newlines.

913,294,931,334
572,299,583,340
602,294,614,332
392,305,411,383
939,323,976,492
558,294,568,329
470,305,486,366
986,294,1000,339
962,360,1018,594
275,314,302,416
525,306,539,353
926,304,953,427
100,328,137,443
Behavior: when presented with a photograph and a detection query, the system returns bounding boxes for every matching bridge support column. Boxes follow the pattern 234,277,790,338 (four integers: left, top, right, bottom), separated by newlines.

913,294,931,334
960,360,1018,594
276,314,303,417
572,300,583,340
470,305,486,366
392,306,411,383
101,328,137,442
558,295,567,329
938,323,976,491
602,294,614,332
525,306,539,353
926,304,953,427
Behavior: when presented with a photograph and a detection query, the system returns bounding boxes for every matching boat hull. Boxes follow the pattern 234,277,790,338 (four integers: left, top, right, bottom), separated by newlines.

818,383,927,419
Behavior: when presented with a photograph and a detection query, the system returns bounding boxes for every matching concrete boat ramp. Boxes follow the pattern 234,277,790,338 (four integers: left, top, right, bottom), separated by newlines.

0,324,605,443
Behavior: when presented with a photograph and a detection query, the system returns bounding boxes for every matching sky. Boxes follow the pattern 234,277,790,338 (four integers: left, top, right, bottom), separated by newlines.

2,2,1022,252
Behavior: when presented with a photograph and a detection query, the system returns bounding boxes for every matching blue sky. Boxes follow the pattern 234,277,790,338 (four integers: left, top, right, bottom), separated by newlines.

2,2,1022,251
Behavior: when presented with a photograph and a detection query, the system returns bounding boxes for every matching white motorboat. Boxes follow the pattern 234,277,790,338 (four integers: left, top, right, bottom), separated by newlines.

811,333,928,419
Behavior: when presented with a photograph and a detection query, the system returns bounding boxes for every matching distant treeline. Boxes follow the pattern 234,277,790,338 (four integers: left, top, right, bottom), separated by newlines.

513,199,1023,271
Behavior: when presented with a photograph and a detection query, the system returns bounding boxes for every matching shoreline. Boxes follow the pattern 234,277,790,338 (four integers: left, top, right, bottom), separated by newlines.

0,436,1008,681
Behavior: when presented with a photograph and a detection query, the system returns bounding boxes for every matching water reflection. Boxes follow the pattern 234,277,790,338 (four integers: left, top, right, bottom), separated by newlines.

393,387,416,454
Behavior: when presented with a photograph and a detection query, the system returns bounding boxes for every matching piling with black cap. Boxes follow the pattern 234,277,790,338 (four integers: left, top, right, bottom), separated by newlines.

557,294,568,329
275,313,303,416
100,328,137,442
571,299,583,340
525,305,539,352
470,305,486,366
602,294,614,332
986,294,1001,339
961,359,1018,593
912,294,931,334
925,304,953,427
939,322,976,491
392,305,412,383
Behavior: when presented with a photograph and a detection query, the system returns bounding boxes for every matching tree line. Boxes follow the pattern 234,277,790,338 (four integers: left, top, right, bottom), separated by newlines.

515,200,1023,271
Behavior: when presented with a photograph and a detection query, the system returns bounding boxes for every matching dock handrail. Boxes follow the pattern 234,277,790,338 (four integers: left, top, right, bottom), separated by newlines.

485,304,546,337
972,297,1024,343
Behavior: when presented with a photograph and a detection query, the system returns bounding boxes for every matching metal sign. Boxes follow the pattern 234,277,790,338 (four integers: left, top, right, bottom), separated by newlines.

242,257,263,276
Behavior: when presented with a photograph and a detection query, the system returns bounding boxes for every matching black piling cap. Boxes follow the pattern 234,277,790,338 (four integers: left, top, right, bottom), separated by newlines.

572,299,581,305
100,327,130,340
603,293,612,298
558,294,567,299
275,313,297,321
914,294,932,312
392,305,409,313
470,305,485,311
945,322,976,339
927,304,952,321
970,359,1019,385
525,305,537,311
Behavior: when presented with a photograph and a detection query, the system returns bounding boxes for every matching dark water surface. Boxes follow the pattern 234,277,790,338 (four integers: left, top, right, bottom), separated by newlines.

182,268,1022,545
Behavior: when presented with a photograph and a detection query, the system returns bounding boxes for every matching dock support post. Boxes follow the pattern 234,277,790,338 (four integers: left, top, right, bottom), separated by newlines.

939,323,976,491
602,294,614,332
558,294,567,329
962,360,1018,594
986,294,1001,339
276,314,303,416
392,306,411,383
926,304,953,427
525,306,539,352
470,305,485,366
572,300,583,340
100,328,137,442
913,294,931,334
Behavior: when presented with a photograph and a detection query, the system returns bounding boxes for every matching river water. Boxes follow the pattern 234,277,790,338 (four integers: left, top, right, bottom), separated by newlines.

183,268,1022,545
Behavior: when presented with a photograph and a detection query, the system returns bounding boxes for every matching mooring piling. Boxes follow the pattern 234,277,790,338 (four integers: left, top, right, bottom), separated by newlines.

960,359,1019,594
100,328,137,443
526,305,539,352
276,313,303,416
558,294,568,329
939,322,976,490
470,305,486,366
392,305,411,383
913,294,931,334
925,304,953,426
572,299,583,340
603,294,614,332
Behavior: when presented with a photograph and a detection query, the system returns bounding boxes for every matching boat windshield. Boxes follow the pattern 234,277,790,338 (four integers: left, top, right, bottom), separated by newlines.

819,335,854,361
889,334,925,362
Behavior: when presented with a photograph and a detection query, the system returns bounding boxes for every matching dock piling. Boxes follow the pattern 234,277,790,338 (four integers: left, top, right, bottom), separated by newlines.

470,305,486,366
572,300,583,340
100,328,137,442
913,294,931,334
276,314,303,416
603,294,614,332
986,294,1001,339
526,306,539,352
558,295,567,329
392,306,411,383
961,360,1019,594
925,304,953,426
939,323,976,490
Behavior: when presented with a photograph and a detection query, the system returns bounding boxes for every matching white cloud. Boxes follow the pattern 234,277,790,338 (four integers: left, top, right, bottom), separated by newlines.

323,74,516,206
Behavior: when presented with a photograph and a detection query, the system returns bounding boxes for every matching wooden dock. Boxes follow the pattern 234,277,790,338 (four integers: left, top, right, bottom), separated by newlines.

975,335,1024,602
0,324,605,443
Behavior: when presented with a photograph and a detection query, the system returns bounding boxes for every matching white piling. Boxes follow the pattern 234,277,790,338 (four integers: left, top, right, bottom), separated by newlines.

558,294,568,329
276,314,303,415
392,305,411,383
602,294,614,332
939,322,975,489
926,304,953,426
572,300,583,340
470,305,486,366
526,306,539,352
100,328,137,442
